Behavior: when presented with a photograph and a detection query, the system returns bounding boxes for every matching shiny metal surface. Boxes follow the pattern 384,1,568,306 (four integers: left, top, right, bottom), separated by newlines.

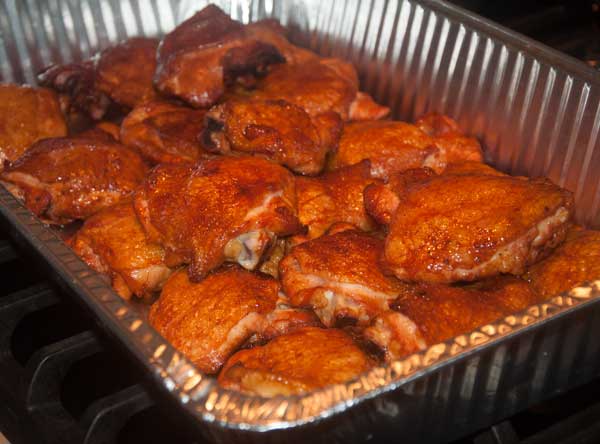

1,0,600,442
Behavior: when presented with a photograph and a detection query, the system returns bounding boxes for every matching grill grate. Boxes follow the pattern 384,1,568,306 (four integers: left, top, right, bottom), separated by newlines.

0,238,202,444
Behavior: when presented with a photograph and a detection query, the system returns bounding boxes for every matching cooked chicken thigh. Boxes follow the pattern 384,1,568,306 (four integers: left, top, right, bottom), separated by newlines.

366,171,573,283
330,116,482,180
366,276,541,361
134,156,301,281
1,137,148,224
253,57,389,121
121,101,209,164
149,266,316,374
203,98,341,175
280,229,405,326
218,326,375,396
70,202,171,300
0,84,67,169
39,37,159,120
154,5,284,108
293,161,380,243
526,227,600,297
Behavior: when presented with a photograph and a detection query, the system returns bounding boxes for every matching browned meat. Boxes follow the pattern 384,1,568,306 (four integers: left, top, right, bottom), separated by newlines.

70,202,171,300
149,266,317,374
203,98,341,175
253,57,389,121
365,170,573,283
366,277,542,361
154,5,285,108
218,327,375,396
0,84,67,169
293,161,380,243
120,101,209,164
1,137,148,224
39,37,159,120
330,116,482,180
280,229,406,327
526,227,600,297
133,156,301,281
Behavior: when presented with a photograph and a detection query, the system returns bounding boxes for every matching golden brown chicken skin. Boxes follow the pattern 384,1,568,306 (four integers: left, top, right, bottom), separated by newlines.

0,84,67,169
39,37,159,120
366,276,541,361
77,121,121,142
253,57,389,121
1,137,148,224
120,101,209,164
372,172,573,283
149,266,316,374
293,161,380,243
69,202,171,300
218,327,375,396
280,229,406,326
154,5,284,108
134,156,301,281
203,98,341,175
526,228,600,297
414,112,483,164
330,117,482,180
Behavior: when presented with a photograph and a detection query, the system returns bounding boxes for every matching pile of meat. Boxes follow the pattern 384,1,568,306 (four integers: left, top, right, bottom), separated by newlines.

1,5,598,398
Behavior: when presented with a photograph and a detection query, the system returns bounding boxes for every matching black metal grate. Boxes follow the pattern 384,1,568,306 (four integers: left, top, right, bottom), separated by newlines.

0,235,202,444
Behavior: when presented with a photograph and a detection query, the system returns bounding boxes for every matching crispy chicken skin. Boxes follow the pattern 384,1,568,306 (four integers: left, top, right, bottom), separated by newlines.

253,57,389,121
154,5,284,108
149,266,278,374
414,112,482,164
293,161,380,243
134,156,301,281
526,228,600,297
330,117,482,180
149,266,317,374
1,137,148,224
38,37,159,120
371,172,573,283
218,326,375,396
280,229,406,326
78,121,121,142
366,277,541,361
70,202,171,300
0,84,67,169
121,101,208,164
203,98,341,175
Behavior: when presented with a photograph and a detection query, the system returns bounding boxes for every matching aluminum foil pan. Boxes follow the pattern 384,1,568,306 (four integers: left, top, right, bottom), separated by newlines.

1,1,600,443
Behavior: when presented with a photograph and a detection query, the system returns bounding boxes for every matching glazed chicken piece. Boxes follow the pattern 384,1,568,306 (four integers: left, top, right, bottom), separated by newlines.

38,37,159,120
330,115,482,180
253,57,389,121
154,5,285,108
366,276,541,361
245,19,317,65
70,202,172,300
203,98,341,175
0,84,67,169
78,121,121,142
280,229,407,326
293,161,381,243
121,101,209,164
1,137,148,224
526,227,600,297
218,326,375,396
149,266,317,374
134,156,301,281
365,169,573,283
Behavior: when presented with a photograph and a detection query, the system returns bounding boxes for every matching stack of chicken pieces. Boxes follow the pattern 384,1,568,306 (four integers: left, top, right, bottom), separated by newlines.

1,5,598,398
